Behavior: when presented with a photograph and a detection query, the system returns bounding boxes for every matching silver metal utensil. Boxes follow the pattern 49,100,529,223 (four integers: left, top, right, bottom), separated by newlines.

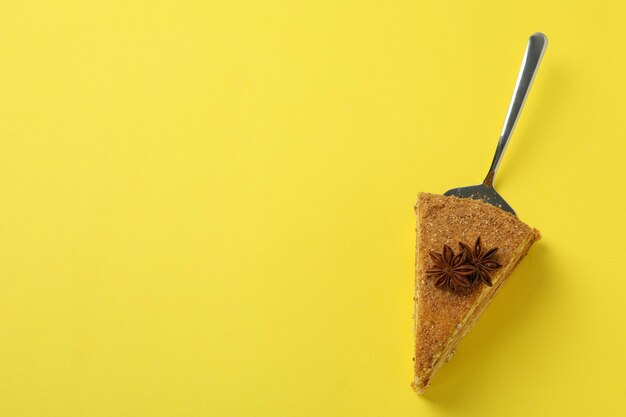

444,32,548,216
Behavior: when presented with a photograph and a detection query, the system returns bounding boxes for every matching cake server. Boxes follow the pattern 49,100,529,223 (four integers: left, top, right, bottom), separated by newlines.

444,32,548,216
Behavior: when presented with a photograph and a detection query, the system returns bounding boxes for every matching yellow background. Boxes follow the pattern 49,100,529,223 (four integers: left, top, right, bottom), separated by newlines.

1,1,625,416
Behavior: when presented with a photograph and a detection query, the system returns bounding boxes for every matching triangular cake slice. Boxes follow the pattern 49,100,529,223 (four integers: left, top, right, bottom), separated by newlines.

412,192,540,394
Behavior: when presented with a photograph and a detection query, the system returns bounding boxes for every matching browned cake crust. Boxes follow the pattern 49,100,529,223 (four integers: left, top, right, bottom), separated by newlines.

413,193,540,393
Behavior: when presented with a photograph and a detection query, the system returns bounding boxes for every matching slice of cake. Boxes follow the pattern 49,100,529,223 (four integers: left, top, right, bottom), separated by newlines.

412,192,540,394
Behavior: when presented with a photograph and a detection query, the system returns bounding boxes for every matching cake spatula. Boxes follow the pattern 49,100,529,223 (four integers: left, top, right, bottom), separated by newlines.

444,33,548,216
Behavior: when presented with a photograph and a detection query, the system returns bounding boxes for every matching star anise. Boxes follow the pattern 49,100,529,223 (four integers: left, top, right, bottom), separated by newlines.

426,244,475,293
458,237,501,287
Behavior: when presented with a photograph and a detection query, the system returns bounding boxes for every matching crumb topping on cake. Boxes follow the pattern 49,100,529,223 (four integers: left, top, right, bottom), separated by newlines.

413,192,540,393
